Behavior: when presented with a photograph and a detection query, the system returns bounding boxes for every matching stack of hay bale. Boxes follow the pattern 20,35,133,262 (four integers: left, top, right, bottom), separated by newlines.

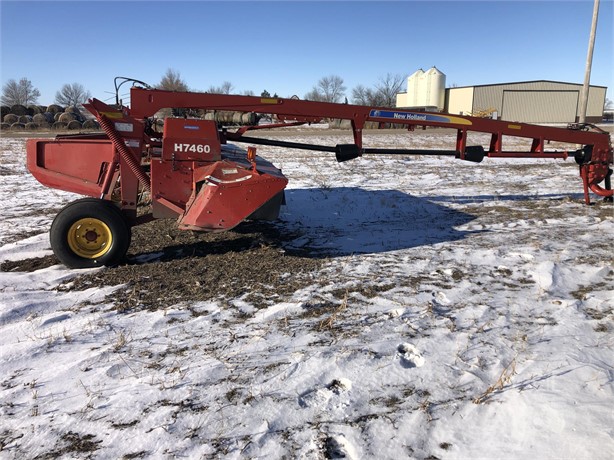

0,104,100,131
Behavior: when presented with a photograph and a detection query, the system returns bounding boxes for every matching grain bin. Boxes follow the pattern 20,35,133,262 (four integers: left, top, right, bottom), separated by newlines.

405,66,446,111
425,67,445,110
406,69,425,108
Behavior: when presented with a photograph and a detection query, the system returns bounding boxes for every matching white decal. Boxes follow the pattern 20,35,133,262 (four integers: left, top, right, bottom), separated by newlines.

205,175,252,185
115,122,133,132
173,143,211,154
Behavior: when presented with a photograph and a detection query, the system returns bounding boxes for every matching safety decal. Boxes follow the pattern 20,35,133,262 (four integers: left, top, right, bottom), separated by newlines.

100,111,123,119
115,122,134,132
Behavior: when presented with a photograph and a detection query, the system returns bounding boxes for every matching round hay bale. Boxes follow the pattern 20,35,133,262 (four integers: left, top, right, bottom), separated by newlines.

241,112,257,125
1,122,10,131
38,105,47,113
52,121,67,130
32,113,47,124
28,105,43,115
232,112,243,124
328,119,352,129
46,104,63,114
82,119,100,130
36,121,51,129
65,105,81,114
10,122,26,130
43,112,55,123
18,115,32,124
54,112,63,122
1,106,10,118
221,111,235,123
66,120,82,130
10,104,28,116
58,112,76,123
3,113,18,124
25,122,38,130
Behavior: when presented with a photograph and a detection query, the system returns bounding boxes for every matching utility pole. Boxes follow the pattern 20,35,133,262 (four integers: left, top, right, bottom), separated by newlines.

579,0,599,123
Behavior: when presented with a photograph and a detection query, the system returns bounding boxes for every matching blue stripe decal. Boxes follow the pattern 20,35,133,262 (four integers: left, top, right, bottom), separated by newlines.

369,110,449,123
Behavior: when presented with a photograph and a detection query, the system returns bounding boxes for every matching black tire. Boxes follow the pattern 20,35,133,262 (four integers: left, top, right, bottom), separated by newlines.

50,198,131,268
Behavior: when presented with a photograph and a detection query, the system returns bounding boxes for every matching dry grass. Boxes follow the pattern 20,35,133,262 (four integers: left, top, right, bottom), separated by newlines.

473,358,518,404
318,290,349,330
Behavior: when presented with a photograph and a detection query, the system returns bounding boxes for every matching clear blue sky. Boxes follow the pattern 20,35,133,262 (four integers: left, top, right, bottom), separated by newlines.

1,0,612,105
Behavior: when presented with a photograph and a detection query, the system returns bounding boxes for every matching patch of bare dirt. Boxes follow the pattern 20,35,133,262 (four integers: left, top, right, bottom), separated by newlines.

63,219,324,311
1,254,58,272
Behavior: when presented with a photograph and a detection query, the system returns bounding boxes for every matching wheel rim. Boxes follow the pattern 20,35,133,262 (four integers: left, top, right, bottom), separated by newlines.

67,218,113,259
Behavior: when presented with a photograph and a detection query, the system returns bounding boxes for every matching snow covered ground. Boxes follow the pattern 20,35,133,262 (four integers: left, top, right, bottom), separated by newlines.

1,129,613,459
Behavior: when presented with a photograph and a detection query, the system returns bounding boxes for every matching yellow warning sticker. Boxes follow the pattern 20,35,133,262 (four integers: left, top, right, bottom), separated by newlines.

100,111,123,119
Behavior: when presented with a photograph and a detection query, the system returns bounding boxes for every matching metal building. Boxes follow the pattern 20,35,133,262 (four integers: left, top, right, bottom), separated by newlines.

445,80,607,123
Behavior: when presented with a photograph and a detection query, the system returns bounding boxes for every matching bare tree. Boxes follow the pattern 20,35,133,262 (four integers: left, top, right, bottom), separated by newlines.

1,78,40,106
305,75,346,103
352,84,384,106
157,68,189,91
207,81,234,94
155,69,189,117
374,73,405,107
55,83,91,107
351,74,405,108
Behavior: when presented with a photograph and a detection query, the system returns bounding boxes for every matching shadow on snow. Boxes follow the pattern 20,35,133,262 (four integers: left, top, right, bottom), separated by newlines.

275,187,478,256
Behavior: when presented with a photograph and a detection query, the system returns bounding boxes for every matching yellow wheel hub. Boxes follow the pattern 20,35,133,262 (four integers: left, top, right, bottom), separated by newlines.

67,218,112,259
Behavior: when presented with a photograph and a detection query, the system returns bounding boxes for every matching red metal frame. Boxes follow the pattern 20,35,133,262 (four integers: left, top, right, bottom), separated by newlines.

127,88,612,204
26,85,612,233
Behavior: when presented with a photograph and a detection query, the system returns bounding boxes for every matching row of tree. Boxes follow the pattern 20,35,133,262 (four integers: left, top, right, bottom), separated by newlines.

157,69,276,98
5,70,614,112
157,68,404,106
1,69,406,111
1,79,91,107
